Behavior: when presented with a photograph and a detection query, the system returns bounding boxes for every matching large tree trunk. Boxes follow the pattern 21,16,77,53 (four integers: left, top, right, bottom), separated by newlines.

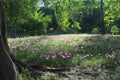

0,35,18,80
0,1,18,80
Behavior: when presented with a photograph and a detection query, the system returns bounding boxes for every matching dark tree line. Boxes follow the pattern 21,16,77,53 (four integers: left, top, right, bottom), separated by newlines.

2,0,120,37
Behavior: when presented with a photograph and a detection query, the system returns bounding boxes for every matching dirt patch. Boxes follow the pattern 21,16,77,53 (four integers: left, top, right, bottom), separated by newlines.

58,66,117,80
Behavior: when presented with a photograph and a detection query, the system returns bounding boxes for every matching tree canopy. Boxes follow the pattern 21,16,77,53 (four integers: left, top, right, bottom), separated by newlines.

2,0,120,36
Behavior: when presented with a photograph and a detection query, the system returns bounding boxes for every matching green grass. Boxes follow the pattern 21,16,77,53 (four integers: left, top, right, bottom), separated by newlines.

8,34,120,67
19,69,59,80
8,34,120,79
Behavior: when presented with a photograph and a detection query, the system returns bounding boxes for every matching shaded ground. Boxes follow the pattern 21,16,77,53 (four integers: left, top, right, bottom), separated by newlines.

42,65,120,80
60,66,120,80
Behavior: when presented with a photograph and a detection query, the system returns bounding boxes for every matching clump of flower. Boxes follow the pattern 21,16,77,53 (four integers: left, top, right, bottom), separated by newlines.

10,46,17,52
11,44,35,53
105,52,114,59
116,50,120,53
75,45,85,51
81,54,93,59
12,46,17,49
45,50,72,59
29,46,35,52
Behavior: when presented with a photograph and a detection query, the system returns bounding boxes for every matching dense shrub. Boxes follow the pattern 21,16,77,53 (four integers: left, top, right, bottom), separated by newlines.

110,25,119,35
92,27,99,34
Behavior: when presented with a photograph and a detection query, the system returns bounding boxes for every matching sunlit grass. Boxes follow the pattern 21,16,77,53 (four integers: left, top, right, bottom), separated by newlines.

8,34,120,68
8,34,120,79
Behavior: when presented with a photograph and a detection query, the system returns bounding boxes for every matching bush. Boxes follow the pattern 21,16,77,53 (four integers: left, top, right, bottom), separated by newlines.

71,21,81,33
60,18,70,32
92,27,99,34
110,25,119,35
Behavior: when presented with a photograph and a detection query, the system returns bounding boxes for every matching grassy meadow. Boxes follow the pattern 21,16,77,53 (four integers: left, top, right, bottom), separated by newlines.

8,34,120,80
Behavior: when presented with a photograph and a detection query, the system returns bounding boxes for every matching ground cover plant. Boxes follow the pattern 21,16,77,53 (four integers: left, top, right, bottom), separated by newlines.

8,34,120,80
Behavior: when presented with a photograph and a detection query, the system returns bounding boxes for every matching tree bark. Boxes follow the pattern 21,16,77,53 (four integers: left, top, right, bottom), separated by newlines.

100,0,106,35
0,1,18,80
0,34,18,80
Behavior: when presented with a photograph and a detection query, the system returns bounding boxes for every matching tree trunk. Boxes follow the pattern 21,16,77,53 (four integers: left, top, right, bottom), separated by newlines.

0,1,18,80
100,0,106,35
0,34,18,80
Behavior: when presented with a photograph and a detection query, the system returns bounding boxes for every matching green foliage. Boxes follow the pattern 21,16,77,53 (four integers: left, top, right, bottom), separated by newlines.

3,0,43,37
105,0,120,20
104,0,120,31
92,27,99,34
3,0,40,26
60,18,70,32
28,11,52,35
19,69,34,80
3,0,120,36
71,22,81,33
110,25,119,35
40,74,59,80
19,68,59,80
52,0,71,33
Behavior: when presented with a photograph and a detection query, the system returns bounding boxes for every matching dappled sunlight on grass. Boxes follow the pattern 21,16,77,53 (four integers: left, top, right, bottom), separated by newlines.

8,34,120,79
8,34,120,68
